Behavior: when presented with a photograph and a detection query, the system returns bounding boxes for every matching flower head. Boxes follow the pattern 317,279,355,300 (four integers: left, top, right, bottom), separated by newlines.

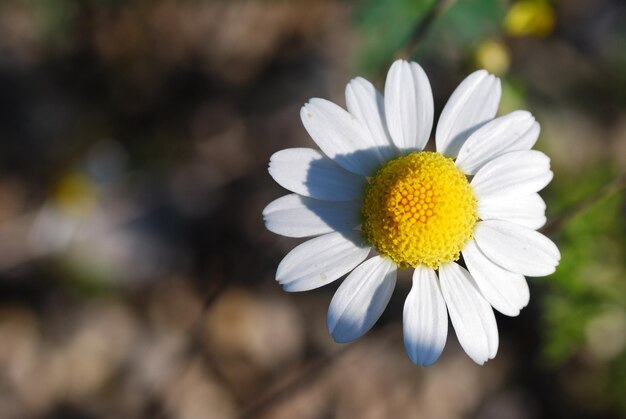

263,60,560,365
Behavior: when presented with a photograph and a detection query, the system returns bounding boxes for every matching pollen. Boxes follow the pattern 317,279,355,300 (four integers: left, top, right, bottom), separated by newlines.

362,151,478,269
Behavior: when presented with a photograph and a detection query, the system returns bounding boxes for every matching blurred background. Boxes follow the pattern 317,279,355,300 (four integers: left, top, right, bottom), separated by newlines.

0,0,624,418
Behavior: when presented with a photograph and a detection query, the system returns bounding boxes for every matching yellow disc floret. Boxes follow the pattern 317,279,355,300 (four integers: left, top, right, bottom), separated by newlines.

362,151,478,269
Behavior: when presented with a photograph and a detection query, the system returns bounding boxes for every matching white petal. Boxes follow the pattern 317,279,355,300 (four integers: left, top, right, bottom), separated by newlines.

463,239,530,316
327,256,397,343
268,148,366,202
436,70,501,158
403,266,448,366
263,194,361,238
439,262,499,365
473,220,561,277
478,193,547,230
301,99,387,176
346,77,396,162
456,111,540,175
471,150,553,202
276,231,371,292
384,60,434,151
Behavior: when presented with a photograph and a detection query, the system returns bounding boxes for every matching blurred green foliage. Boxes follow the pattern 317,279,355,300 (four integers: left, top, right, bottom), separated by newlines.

542,166,626,413
544,167,625,361
17,0,78,48
355,0,506,74
354,0,436,73
15,0,120,49
414,0,505,56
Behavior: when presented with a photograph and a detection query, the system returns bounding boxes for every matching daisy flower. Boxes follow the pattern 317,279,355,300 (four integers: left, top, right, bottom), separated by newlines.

263,60,560,365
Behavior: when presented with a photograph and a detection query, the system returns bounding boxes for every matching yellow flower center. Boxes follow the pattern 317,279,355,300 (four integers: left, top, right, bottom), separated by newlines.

362,151,478,269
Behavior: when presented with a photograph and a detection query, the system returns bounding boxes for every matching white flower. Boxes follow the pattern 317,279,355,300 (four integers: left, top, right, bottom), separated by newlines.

263,60,560,365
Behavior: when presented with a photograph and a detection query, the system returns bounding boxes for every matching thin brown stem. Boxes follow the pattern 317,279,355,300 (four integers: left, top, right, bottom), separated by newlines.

237,324,400,419
396,0,454,60
541,173,626,237
375,0,454,82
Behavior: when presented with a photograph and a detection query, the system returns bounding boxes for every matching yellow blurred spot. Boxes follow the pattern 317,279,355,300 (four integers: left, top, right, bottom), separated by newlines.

53,173,97,215
504,0,555,37
475,40,511,76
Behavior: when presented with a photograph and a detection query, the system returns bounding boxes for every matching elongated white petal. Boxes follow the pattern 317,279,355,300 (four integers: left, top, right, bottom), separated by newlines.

263,194,361,238
301,99,387,176
346,77,396,162
439,262,499,365
403,266,448,366
436,70,501,158
462,240,530,316
327,256,397,343
384,60,434,151
456,111,540,175
473,220,561,277
478,193,547,230
276,231,371,292
471,150,553,202
268,148,366,202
